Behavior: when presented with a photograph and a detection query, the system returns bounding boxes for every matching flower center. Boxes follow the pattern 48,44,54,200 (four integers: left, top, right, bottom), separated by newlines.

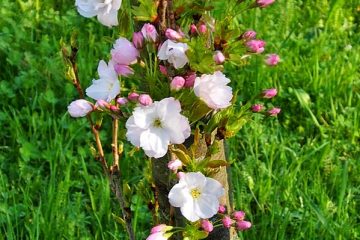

191,188,201,199
152,118,162,128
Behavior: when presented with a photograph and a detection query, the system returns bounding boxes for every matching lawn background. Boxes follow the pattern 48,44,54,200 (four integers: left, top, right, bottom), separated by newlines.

0,0,359,239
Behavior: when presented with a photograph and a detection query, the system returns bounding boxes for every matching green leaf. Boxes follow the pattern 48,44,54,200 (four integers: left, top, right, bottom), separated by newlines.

207,160,229,168
171,148,192,165
132,0,157,22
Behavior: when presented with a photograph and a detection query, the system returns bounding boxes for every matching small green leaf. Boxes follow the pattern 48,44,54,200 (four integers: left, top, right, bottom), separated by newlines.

171,148,192,165
207,160,229,168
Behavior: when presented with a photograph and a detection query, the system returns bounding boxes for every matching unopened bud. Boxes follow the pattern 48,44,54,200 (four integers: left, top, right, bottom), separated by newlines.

262,88,277,98
138,94,153,106
170,76,185,91
213,51,225,64
132,31,144,49
198,23,207,34
128,92,139,101
165,28,183,41
236,220,252,231
267,107,281,116
201,220,214,233
117,97,128,105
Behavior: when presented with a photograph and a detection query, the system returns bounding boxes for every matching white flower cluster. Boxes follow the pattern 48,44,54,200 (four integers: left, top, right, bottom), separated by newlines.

126,97,191,158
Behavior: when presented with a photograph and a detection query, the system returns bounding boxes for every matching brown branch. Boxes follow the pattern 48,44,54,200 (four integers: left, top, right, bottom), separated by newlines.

167,0,175,29
110,172,136,240
111,102,120,172
64,46,135,239
158,0,168,34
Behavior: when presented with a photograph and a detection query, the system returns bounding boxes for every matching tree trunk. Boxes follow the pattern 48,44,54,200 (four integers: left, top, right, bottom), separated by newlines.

152,136,236,239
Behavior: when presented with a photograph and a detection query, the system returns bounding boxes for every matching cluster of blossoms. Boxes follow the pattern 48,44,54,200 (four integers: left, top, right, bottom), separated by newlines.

251,88,281,116
68,0,281,239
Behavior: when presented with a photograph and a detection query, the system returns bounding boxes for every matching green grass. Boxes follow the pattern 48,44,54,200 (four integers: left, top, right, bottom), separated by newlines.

0,0,359,239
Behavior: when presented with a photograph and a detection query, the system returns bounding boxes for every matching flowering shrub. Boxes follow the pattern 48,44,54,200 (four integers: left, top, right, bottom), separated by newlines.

63,0,282,239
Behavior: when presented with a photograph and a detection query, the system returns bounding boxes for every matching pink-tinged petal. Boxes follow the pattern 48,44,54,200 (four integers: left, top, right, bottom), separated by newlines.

140,128,170,158
168,182,192,207
112,0,122,10
180,200,199,222
114,64,134,76
155,97,182,120
97,9,118,27
75,0,97,17
183,172,206,189
163,115,190,144
146,232,167,240
111,37,139,65
132,106,156,129
125,116,144,146
194,194,219,219
203,177,225,198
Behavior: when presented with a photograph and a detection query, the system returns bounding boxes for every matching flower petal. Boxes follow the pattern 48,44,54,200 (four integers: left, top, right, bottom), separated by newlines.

168,182,191,207
125,116,144,146
183,172,206,189
140,128,170,158
203,177,225,198
180,200,199,222
97,9,118,27
194,194,219,219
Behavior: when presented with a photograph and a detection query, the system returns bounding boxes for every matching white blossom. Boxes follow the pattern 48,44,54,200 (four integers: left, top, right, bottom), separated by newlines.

193,71,233,109
67,99,94,117
168,172,225,222
158,40,189,69
86,60,120,102
125,97,190,158
75,0,122,27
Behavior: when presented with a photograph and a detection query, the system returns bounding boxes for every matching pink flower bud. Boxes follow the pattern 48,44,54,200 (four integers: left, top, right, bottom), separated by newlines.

138,94,153,106
256,0,275,8
222,216,232,228
262,88,277,98
246,40,266,54
151,224,167,234
190,24,198,34
167,159,183,172
141,23,158,42
251,104,264,112
241,30,257,40
114,64,134,76
233,211,245,221
110,105,119,111
96,99,110,109
132,31,144,49
128,92,139,101
117,97,128,105
236,220,252,231
199,23,207,34
201,220,214,233
184,73,196,88
267,107,281,116
159,65,168,76
265,54,280,66
165,28,183,41
170,76,185,91
213,51,225,64
177,172,185,179
147,232,170,240
218,205,226,214
68,99,94,118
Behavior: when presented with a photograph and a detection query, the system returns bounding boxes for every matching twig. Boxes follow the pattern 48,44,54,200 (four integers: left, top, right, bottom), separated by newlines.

111,172,136,240
64,46,135,239
167,0,175,29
